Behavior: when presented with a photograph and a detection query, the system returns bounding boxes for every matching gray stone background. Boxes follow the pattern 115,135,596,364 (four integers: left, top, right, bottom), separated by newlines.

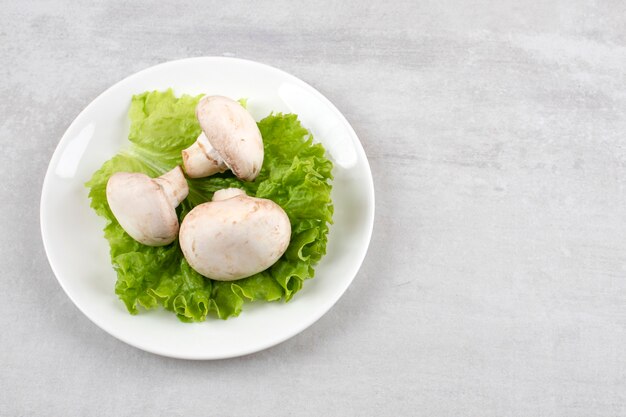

2,0,626,415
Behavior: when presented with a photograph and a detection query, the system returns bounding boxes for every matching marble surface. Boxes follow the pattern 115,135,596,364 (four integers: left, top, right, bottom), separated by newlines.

2,0,626,415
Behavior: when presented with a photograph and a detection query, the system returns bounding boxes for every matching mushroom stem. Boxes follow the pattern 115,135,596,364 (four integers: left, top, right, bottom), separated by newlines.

154,166,189,207
182,132,228,178
212,188,246,202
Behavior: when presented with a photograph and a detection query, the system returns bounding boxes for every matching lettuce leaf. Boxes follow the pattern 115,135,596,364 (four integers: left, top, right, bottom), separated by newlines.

86,90,333,321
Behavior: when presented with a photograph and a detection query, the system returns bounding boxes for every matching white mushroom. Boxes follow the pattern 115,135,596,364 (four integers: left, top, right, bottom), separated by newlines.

106,166,189,246
182,95,264,181
179,188,291,281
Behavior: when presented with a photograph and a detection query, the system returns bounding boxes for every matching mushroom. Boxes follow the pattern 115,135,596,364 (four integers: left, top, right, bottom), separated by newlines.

182,95,264,181
106,166,189,246
179,188,291,281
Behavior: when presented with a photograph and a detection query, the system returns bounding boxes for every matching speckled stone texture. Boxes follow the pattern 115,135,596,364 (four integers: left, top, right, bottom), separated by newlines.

2,1,626,415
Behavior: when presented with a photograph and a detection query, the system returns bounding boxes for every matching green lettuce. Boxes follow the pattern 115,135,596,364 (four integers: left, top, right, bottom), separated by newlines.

86,90,333,321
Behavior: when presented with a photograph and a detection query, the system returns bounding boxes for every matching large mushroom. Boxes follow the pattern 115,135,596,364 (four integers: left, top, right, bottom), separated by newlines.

182,95,264,181
106,166,188,246
179,188,291,281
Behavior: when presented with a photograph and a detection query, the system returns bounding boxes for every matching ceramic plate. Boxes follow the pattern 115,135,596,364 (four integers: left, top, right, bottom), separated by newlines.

40,57,374,359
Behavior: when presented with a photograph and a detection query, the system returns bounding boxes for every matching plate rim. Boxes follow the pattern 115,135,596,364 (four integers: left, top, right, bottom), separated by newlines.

40,56,375,359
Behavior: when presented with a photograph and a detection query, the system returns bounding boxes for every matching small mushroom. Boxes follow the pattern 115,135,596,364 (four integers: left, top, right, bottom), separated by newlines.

179,188,291,281
182,95,264,181
106,166,189,246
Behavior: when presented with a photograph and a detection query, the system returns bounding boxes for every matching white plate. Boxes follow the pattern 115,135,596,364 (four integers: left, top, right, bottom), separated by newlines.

40,57,375,359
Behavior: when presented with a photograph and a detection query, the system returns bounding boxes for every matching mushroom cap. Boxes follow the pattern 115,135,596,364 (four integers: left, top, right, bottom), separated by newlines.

106,168,188,246
195,96,264,181
179,189,291,281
